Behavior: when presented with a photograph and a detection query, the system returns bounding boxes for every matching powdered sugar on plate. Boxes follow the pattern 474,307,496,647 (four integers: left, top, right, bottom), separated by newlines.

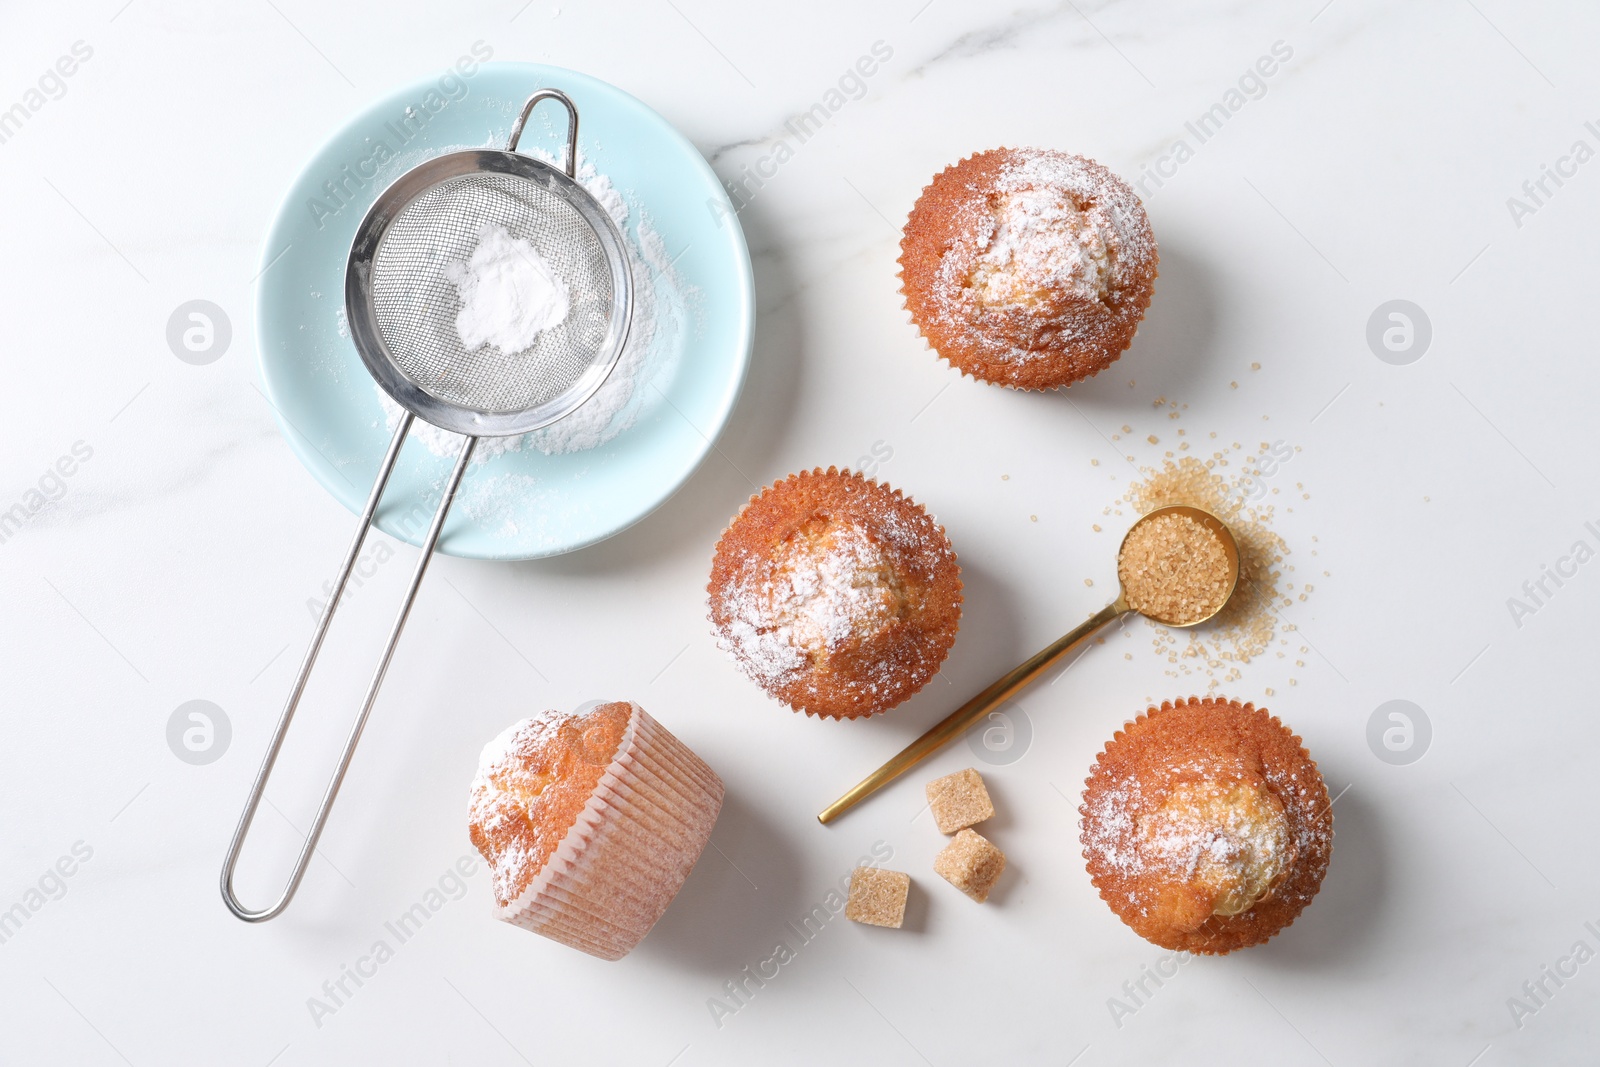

456,471,546,539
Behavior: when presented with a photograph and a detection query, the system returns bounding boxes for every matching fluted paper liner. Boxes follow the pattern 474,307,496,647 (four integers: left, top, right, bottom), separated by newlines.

496,703,724,960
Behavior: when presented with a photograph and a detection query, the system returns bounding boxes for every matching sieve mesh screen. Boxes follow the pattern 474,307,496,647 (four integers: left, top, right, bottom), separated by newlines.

369,172,614,413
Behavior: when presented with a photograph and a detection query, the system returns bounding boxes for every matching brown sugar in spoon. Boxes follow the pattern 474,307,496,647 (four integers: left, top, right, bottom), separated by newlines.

818,505,1240,824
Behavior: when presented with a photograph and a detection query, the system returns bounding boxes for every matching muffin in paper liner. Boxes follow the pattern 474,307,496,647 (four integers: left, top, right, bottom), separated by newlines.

898,147,1158,391
469,701,724,961
707,467,963,720
1079,696,1332,954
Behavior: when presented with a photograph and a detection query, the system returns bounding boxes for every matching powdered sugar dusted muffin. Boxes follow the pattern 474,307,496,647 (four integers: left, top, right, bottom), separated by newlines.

899,148,1157,390
708,467,962,719
1080,697,1331,954
468,700,723,960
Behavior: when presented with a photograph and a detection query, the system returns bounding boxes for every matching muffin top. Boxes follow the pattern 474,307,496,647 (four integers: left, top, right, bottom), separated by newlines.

468,701,632,908
1080,697,1332,954
900,147,1157,390
708,468,962,719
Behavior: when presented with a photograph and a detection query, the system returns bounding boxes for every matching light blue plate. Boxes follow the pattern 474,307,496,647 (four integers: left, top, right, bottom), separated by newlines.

256,63,753,560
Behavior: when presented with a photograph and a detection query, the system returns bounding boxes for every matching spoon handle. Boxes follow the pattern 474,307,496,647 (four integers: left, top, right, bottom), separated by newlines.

818,598,1130,824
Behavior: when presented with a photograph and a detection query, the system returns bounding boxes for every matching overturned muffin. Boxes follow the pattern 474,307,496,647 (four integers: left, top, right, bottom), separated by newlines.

1079,697,1331,954
899,147,1157,390
468,700,723,960
708,467,963,719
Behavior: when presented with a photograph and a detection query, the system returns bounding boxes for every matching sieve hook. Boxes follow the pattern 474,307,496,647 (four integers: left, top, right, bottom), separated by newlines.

508,88,578,178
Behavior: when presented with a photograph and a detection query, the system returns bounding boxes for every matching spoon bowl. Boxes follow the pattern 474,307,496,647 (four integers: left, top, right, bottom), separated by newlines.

1112,504,1241,627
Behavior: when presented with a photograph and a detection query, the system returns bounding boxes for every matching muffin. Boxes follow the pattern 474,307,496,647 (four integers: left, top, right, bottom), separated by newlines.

468,700,723,960
899,147,1158,390
708,467,962,719
1079,697,1331,954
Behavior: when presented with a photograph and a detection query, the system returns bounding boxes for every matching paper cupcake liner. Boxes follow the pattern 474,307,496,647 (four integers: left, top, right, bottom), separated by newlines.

496,703,724,960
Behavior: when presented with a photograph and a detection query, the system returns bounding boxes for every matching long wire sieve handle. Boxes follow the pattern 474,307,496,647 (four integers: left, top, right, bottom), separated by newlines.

507,88,578,177
221,421,477,922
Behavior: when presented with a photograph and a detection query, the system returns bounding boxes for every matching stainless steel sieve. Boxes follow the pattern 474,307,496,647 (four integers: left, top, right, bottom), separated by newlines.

223,89,633,922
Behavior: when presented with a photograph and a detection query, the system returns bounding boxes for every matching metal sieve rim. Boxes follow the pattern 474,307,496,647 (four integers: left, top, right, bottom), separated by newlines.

344,149,633,438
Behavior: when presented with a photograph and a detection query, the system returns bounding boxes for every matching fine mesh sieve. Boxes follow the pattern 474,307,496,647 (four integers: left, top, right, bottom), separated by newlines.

346,96,632,436
368,173,615,414
223,89,632,923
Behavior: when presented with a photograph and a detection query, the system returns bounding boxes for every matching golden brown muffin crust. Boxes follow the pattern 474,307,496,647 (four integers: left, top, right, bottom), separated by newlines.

468,701,632,908
1079,697,1332,954
707,467,963,719
899,147,1157,390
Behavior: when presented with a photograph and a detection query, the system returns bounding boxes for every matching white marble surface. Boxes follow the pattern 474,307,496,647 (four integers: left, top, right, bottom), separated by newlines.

2,0,1597,1063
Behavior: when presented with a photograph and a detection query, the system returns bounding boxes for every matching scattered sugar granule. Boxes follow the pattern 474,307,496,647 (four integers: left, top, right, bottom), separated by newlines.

1111,448,1309,679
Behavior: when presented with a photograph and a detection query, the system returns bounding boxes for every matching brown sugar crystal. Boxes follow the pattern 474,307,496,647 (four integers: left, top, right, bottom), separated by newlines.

846,867,912,928
934,829,1007,903
1117,512,1233,625
925,768,995,834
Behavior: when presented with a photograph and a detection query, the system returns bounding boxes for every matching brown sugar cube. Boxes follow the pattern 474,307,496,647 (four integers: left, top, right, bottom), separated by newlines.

925,767,995,834
934,829,1006,903
845,867,911,928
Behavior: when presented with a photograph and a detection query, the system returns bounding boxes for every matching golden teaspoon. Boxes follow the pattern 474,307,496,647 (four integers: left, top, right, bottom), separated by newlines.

817,505,1240,825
